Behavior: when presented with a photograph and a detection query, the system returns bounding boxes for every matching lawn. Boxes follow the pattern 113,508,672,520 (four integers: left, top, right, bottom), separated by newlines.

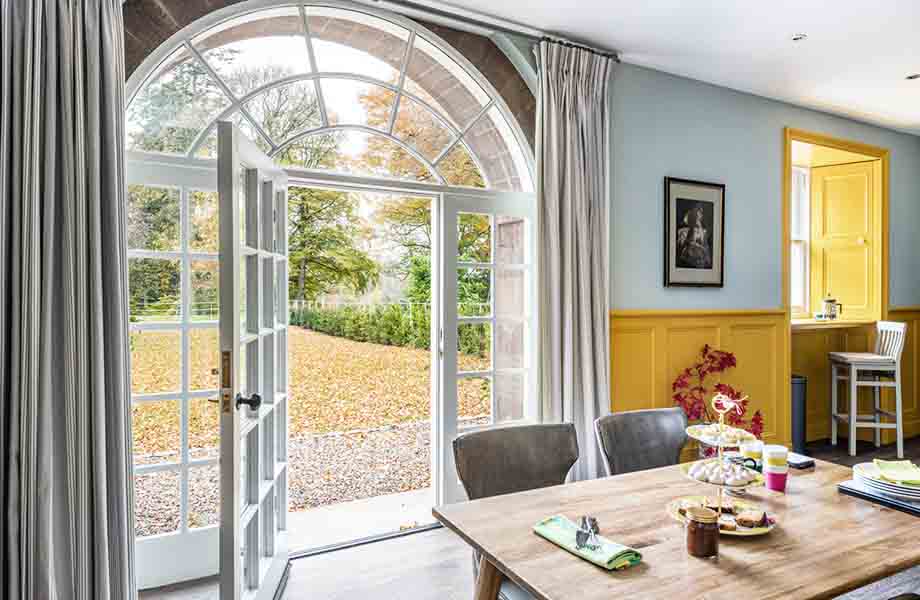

130,326,489,461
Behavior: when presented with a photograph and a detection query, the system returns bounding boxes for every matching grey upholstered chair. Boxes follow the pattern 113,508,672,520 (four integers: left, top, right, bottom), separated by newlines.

594,408,688,476
452,423,579,600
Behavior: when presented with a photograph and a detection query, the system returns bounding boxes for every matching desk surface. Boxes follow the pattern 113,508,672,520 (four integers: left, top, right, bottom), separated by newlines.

434,460,919,600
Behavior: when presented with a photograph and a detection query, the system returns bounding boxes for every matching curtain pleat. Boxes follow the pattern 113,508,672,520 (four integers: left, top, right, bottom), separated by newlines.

1,2,135,599
537,40,614,481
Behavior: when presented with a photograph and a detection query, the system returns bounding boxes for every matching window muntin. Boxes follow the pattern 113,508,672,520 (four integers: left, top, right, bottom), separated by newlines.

126,3,532,191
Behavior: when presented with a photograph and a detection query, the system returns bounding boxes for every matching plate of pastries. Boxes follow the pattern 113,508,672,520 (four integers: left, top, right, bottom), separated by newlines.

667,495,776,536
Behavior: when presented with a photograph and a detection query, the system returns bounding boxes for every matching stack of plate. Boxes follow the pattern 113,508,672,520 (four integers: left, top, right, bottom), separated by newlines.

853,463,920,501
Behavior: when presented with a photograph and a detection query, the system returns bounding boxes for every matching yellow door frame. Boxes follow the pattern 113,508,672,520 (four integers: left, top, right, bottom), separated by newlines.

782,127,891,322
781,127,890,445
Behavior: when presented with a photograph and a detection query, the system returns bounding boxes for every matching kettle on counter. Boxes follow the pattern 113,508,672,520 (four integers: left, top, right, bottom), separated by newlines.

820,296,843,320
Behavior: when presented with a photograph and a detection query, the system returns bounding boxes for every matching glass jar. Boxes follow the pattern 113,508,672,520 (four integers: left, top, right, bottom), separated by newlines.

685,506,719,558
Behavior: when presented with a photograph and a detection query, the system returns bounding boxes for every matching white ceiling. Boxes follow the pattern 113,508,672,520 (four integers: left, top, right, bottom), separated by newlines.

436,0,920,135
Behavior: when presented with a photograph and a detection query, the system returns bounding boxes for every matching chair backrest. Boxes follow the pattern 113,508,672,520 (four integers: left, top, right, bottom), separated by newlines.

452,423,579,501
875,321,907,362
594,408,688,476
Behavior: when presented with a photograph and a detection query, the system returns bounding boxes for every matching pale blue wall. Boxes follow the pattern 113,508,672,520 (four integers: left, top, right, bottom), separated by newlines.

610,63,920,310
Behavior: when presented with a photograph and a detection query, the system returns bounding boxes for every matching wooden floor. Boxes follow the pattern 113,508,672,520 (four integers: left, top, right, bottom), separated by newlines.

140,437,920,600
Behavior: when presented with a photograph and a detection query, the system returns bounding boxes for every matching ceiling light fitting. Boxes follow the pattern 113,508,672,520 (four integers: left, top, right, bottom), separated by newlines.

906,74,920,80
791,33,808,42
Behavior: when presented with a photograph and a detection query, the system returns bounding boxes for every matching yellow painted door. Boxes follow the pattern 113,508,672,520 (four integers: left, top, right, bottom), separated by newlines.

810,161,880,320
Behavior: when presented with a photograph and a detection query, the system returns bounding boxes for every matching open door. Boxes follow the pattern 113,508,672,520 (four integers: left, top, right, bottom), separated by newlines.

218,121,290,600
436,191,539,505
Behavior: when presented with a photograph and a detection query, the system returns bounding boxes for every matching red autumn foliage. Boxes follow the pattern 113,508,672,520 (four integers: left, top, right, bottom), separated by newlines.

672,344,764,439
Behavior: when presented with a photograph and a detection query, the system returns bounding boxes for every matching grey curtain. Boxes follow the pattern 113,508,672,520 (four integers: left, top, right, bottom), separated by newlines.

1,2,135,599
536,40,614,481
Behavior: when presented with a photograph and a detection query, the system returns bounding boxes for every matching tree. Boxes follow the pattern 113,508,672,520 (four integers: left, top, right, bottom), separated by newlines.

288,187,380,302
358,86,484,187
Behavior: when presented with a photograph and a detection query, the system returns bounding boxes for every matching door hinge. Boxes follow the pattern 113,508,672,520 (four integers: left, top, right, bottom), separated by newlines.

438,327,444,358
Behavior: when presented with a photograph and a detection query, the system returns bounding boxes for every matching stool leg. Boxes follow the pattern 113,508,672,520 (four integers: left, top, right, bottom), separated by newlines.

849,364,858,457
830,363,838,447
896,367,904,459
873,375,881,448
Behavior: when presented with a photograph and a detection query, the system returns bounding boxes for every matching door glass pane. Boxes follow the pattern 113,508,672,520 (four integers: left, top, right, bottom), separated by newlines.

188,464,220,529
188,397,219,460
130,330,181,394
132,399,180,465
241,430,249,506
495,269,525,319
458,376,491,427
129,258,180,322
457,212,491,262
458,323,490,372
496,215,526,264
135,470,180,537
241,257,249,331
495,320,524,370
239,342,250,395
190,260,219,321
189,328,219,390
494,371,524,423
128,185,180,250
189,190,219,252
458,268,490,317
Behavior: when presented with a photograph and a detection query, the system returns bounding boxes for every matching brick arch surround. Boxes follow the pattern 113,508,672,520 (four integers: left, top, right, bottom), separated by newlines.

122,0,536,150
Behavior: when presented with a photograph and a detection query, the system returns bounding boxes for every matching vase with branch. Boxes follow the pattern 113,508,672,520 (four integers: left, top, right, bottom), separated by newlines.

672,344,764,457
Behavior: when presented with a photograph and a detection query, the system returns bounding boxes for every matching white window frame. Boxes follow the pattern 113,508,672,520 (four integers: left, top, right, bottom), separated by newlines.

790,166,811,318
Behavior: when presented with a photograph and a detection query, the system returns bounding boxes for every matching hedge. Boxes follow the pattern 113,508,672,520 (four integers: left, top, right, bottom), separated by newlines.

290,303,488,358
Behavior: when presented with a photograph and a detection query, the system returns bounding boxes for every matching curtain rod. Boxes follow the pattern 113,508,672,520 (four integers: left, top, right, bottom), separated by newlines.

371,0,620,61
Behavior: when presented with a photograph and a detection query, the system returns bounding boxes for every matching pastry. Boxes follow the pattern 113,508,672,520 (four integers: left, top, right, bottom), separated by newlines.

704,497,734,514
736,510,768,528
718,520,737,532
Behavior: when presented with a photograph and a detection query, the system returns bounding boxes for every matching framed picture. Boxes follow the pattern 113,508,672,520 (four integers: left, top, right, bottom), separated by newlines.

664,177,725,287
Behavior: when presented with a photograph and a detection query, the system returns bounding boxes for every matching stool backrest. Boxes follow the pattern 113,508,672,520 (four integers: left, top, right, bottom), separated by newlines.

875,321,907,362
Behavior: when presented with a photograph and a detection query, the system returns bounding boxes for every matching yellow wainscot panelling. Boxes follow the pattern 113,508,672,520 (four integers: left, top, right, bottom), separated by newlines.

886,308,920,441
610,309,789,462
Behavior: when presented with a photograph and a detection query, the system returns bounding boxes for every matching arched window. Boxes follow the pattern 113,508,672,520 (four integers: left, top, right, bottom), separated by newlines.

127,4,533,191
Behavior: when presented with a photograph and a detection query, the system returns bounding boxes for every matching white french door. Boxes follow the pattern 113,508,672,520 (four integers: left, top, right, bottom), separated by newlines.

217,121,289,600
435,191,539,505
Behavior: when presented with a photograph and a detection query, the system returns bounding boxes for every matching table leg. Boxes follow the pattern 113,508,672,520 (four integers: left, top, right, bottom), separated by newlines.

474,555,502,600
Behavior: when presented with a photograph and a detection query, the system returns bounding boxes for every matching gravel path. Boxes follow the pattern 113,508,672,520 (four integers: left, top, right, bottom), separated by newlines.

135,417,486,537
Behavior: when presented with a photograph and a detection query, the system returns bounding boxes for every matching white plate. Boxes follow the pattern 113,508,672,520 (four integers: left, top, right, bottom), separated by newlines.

854,463,920,495
855,476,920,499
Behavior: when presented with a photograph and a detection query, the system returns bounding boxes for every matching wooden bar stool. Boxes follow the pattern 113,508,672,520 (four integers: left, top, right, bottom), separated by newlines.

830,321,907,458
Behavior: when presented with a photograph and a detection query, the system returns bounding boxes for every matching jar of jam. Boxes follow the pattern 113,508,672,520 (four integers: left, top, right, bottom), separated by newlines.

685,506,719,558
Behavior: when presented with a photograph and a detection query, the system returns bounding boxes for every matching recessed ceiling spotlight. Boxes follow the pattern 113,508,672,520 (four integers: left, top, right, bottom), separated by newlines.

791,33,808,42
907,73,920,80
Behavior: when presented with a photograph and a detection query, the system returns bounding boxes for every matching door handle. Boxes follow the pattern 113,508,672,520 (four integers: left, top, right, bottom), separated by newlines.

236,392,262,411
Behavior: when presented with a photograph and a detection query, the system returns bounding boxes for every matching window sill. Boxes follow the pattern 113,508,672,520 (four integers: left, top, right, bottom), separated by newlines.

791,319,876,332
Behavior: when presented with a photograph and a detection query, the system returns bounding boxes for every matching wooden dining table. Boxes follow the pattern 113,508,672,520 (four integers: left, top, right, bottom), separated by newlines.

433,459,920,600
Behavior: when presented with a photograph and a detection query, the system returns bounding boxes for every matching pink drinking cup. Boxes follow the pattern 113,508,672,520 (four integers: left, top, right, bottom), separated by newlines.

764,470,788,493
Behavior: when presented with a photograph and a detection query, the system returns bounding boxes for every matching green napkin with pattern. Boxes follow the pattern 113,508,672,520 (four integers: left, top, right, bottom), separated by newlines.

874,459,920,485
533,515,642,571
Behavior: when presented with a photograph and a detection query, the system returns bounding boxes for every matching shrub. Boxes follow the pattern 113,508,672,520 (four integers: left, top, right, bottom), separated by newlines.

290,302,488,358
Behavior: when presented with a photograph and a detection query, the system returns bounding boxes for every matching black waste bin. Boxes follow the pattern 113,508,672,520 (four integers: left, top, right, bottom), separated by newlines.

791,374,807,455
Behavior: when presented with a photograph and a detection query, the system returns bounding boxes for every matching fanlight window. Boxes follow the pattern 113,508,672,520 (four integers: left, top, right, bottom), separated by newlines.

127,4,532,191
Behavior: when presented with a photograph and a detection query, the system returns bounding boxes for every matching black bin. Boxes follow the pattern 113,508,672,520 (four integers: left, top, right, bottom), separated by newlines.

791,374,808,455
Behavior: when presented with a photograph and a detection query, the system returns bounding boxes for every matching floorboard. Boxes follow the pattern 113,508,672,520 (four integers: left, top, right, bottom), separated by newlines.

139,438,920,600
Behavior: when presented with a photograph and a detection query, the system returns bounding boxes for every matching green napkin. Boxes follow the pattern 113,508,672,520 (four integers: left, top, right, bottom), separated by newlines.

874,459,920,485
533,515,642,571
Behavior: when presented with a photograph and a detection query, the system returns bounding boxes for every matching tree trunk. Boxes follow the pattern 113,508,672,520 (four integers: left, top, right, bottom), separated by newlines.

296,258,307,301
